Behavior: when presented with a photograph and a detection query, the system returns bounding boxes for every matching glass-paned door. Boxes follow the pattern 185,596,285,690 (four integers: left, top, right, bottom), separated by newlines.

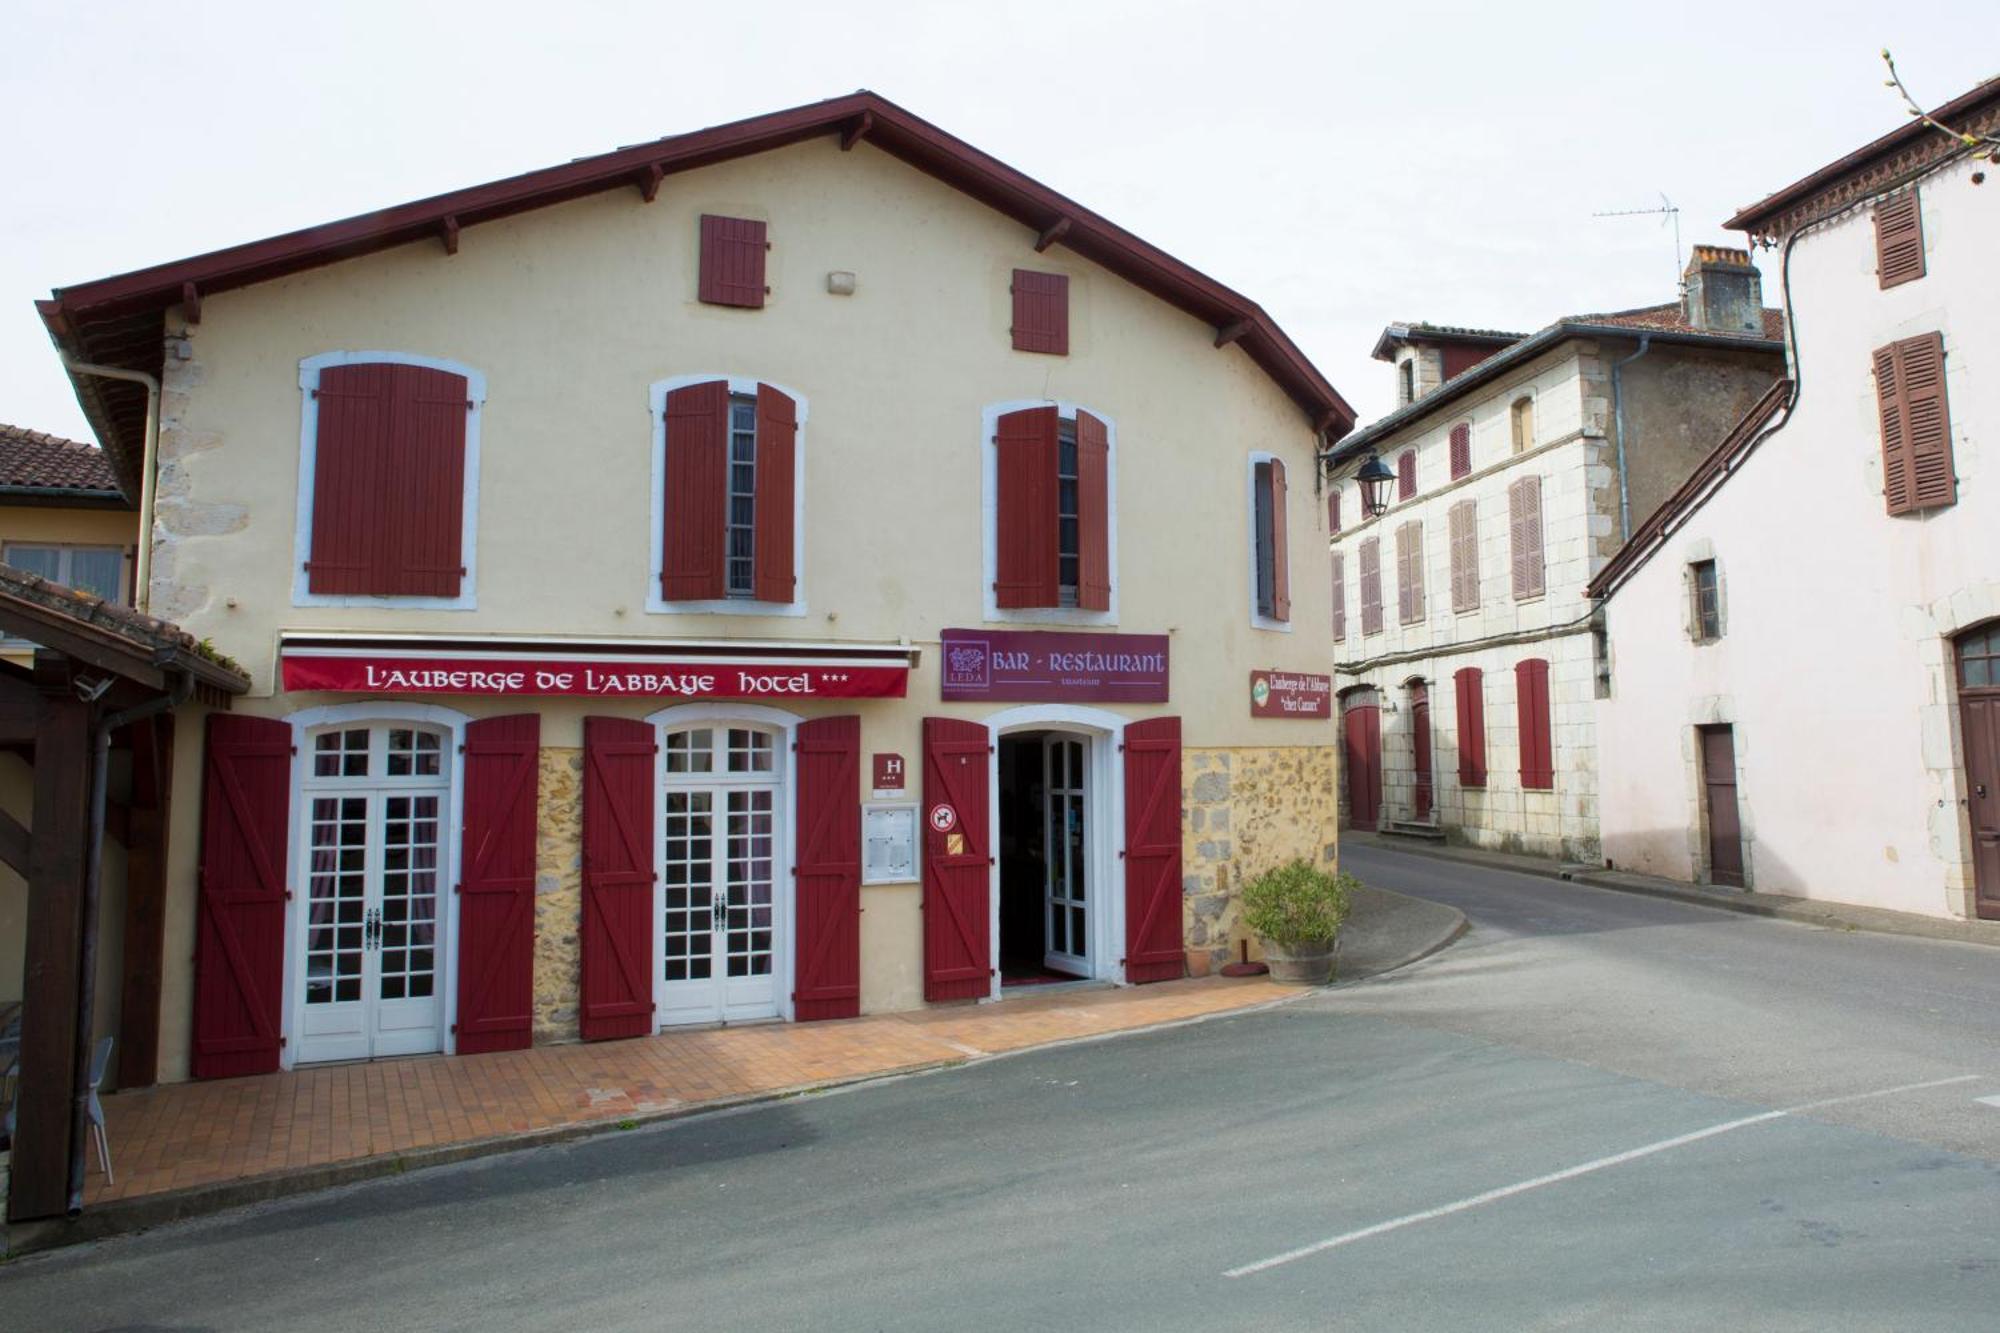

1043,735,1089,977
295,725,448,1064
659,726,782,1026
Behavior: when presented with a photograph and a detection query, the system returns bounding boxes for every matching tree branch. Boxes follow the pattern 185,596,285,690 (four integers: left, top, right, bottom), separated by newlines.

1881,49,2000,153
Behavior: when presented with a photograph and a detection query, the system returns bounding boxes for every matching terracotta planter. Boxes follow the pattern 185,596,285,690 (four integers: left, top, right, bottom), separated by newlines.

1260,937,1337,986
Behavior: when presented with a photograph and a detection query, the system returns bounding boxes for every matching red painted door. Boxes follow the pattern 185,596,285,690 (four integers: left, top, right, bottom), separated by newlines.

1123,717,1185,983
581,717,657,1040
1961,693,2000,919
192,714,292,1079
1411,683,1433,821
794,716,862,1019
923,718,991,1001
456,715,540,1054
1342,703,1382,829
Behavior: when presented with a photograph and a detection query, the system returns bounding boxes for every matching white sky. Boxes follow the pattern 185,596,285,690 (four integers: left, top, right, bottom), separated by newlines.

3,1,1994,439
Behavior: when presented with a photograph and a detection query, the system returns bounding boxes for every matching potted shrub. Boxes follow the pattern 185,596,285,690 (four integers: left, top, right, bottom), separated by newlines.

1240,859,1355,985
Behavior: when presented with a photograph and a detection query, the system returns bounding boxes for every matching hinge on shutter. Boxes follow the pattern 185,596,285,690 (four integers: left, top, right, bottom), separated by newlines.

453,882,462,895
284,889,293,900
457,565,468,576
466,400,476,411
279,1036,287,1048
450,1023,458,1034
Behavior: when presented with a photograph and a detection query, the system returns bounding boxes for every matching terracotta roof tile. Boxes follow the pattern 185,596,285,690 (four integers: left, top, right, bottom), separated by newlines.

0,421,123,495
1577,301,1787,342
0,561,249,693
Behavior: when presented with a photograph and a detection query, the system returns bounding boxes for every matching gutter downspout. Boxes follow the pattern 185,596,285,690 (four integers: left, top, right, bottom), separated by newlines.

67,669,193,1217
1608,334,1651,543
58,359,162,614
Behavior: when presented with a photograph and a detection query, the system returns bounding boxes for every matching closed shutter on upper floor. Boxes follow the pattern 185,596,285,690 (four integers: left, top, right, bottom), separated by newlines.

1011,269,1069,355
700,215,768,308
1509,473,1544,600
1873,190,1925,289
1873,331,1956,515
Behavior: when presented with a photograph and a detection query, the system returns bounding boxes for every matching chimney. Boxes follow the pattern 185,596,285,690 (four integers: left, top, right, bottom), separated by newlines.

1682,245,1764,334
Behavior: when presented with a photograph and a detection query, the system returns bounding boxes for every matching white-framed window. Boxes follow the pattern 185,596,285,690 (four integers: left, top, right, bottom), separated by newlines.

981,399,1120,625
1247,450,1291,631
3,543,130,649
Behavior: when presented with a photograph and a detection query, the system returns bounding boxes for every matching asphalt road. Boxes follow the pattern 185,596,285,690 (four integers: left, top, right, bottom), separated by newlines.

4,844,1997,1331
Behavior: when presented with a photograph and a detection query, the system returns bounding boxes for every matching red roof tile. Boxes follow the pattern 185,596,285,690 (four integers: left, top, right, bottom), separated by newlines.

0,422,124,497
1578,301,1787,342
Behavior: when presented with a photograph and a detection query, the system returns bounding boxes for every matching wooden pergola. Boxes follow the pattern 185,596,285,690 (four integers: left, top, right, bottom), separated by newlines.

1,565,246,1222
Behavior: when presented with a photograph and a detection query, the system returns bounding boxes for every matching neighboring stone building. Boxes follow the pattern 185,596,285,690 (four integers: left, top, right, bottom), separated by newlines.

1321,251,1786,860
0,423,136,668
1590,77,2000,921
29,92,1355,1089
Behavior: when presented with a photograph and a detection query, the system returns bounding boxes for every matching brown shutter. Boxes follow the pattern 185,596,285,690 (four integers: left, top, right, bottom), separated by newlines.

1454,667,1487,787
1449,422,1471,479
753,383,797,603
1875,332,1955,515
1873,189,1925,289
662,381,729,600
1269,458,1290,622
394,366,471,596
1331,550,1347,641
1509,474,1544,600
1397,450,1416,500
699,214,767,308
1011,269,1069,354
1359,536,1383,635
1329,488,1341,533
1075,409,1111,610
306,363,390,595
1448,499,1477,612
1396,520,1424,624
995,406,1060,607
580,717,656,1040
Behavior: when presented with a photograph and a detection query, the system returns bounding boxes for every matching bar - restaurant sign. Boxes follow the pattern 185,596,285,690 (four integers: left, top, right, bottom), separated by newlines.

1249,669,1332,719
940,628,1168,702
282,652,909,699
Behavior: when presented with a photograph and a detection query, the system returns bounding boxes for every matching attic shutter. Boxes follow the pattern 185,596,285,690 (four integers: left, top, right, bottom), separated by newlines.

699,214,767,308
581,717,656,1041
1075,409,1111,610
1268,458,1291,622
1516,658,1553,790
1874,332,1955,515
1329,488,1341,533
191,714,291,1079
994,406,1060,608
753,383,798,603
1359,536,1384,635
922,718,992,1001
456,714,539,1054
1122,717,1185,984
1396,520,1424,624
1873,190,1925,289
1011,269,1069,354
1397,450,1416,500
1449,423,1472,480
1455,667,1487,788
1509,474,1545,600
1449,499,1479,612
662,380,729,600
1331,550,1347,641
794,716,862,1021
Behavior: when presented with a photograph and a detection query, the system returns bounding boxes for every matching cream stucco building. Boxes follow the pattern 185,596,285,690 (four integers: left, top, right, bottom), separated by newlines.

1591,78,2000,921
33,93,1357,1086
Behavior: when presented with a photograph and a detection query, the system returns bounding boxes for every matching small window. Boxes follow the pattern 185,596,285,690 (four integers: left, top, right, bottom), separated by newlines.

1690,560,1721,642
1058,420,1081,606
1399,359,1416,405
1873,189,1925,289
1958,623,2000,689
992,405,1111,615
1254,462,1277,618
1012,270,1069,355
1397,450,1416,501
1329,487,1341,534
699,215,768,308
1511,396,1535,454
665,728,716,774
1449,423,1471,480
2,543,125,603
1244,454,1290,625
659,379,800,607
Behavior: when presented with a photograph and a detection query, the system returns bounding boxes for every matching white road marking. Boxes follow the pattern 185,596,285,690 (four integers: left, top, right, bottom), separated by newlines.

1224,1074,1982,1279
1977,1095,2000,1110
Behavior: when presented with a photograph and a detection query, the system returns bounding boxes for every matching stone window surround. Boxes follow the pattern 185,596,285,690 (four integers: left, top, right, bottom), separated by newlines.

1679,537,1728,645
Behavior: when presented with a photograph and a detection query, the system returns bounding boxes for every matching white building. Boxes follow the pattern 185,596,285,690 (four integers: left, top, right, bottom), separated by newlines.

1323,255,1785,860
1591,77,2000,921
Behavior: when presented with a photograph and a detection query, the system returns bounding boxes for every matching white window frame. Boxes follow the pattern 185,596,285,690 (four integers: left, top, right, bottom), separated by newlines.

2,542,132,648
981,399,1120,627
293,351,486,611
1246,450,1292,633
649,374,810,618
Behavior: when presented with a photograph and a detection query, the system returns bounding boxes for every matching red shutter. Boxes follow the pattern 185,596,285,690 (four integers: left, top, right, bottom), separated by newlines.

1449,499,1479,613
794,715,861,1021
1359,537,1383,635
662,380,729,600
753,383,798,603
1269,457,1290,622
1397,450,1416,500
581,717,656,1040
1123,716,1185,983
1516,658,1553,790
1075,409,1111,610
922,718,991,1001
1329,488,1342,533
699,214,767,308
455,714,539,1054
1510,474,1545,600
1875,333,1955,515
191,714,291,1079
393,365,471,597
307,363,388,595
1449,423,1471,479
994,406,1060,608
1874,190,1925,289
1331,550,1347,641
1455,667,1487,787
1011,269,1069,354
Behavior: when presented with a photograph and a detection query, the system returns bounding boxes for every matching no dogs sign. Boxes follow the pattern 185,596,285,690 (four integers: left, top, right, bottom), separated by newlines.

928,804,958,834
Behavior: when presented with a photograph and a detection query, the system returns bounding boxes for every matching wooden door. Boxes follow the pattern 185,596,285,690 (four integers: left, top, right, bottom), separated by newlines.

1343,702,1382,829
1962,693,2000,920
1411,683,1433,821
1700,726,1744,887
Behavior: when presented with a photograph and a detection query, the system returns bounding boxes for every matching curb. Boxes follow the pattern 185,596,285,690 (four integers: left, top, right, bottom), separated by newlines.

1348,832,2000,951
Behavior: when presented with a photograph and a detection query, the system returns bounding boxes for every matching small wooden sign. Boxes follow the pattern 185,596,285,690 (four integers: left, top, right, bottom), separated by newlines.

1250,669,1333,719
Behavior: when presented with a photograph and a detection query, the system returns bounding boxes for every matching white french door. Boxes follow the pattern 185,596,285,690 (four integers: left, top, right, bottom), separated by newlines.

1043,734,1090,977
658,726,783,1027
295,725,449,1064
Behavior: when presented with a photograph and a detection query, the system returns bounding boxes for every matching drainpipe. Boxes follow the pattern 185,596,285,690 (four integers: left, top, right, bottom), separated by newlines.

67,669,193,1217
1608,334,1651,543
58,359,162,614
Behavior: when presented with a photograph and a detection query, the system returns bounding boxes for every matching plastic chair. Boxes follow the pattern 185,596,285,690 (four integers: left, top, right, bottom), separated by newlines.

87,1035,114,1185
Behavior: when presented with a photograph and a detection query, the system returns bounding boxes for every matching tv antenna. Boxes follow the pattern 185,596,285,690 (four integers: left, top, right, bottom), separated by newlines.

1593,193,1683,289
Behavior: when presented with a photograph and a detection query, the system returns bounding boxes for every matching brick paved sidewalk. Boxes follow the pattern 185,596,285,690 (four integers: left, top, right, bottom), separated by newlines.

83,975,1293,1209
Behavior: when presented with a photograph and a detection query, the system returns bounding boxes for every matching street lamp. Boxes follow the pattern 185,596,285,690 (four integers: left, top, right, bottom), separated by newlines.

1354,451,1396,519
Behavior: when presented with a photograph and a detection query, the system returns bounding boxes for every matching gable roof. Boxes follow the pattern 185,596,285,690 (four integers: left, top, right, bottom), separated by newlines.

0,422,126,503
39,91,1356,490
1369,322,1524,362
1584,378,1794,602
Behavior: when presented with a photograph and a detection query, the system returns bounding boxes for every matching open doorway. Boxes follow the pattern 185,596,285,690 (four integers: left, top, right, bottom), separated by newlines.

996,731,1092,986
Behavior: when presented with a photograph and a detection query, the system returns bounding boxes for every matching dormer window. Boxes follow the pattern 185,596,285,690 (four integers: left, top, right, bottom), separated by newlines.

1399,359,1416,406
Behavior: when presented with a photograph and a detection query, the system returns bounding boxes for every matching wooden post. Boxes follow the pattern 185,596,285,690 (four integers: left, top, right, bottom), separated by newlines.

9,687,91,1222
117,713,174,1088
